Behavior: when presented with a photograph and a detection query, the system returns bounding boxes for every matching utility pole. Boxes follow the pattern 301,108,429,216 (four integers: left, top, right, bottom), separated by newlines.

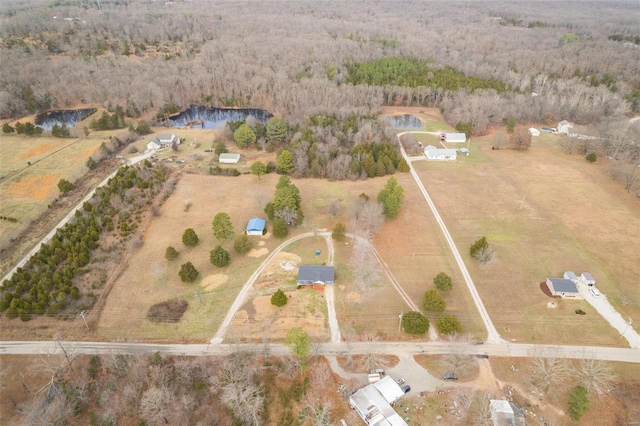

519,194,526,210
398,311,403,332
80,310,89,330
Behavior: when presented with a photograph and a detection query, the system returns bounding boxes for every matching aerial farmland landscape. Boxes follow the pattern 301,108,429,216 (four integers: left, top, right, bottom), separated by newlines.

1,1,639,425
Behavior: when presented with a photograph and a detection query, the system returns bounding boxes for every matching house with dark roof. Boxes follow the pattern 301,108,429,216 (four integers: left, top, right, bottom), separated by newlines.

546,278,582,299
298,265,335,285
245,218,266,236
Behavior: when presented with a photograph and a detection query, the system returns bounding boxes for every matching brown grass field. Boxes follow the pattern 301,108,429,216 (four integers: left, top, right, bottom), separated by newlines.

412,130,640,346
0,133,105,248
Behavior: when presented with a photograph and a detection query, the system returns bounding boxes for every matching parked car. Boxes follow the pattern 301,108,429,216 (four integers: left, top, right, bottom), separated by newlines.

370,369,385,376
443,372,458,381
396,378,405,385
204,148,213,152
401,385,411,393
589,288,601,297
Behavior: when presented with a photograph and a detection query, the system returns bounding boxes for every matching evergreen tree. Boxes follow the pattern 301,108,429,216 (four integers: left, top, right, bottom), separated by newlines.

212,212,234,240
423,289,446,312
402,311,430,334
250,161,267,180
210,245,231,267
182,228,199,247
377,177,404,218
165,246,179,261
2,123,15,133
272,218,288,238
179,262,199,283
233,123,256,148
233,234,252,254
271,288,288,307
332,223,346,242
57,179,74,194
436,315,462,334
434,272,452,291
276,149,294,174
266,118,288,142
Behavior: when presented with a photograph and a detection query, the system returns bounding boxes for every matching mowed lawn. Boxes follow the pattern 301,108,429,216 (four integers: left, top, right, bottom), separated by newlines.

0,134,105,248
412,133,640,346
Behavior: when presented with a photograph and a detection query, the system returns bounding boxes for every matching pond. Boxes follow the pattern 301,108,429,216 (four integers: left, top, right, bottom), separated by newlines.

34,108,97,131
168,105,272,129
386,114,423,130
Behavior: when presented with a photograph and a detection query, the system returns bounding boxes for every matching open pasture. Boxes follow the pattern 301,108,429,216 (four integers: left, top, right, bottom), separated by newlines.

413,133,640,345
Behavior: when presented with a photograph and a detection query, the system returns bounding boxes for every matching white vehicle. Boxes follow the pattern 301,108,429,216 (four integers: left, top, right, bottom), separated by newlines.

589,287,601,297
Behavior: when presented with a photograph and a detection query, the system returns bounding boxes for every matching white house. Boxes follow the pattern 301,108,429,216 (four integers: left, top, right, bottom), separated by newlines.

557,120,573,135
490,399,525,426
147,133,179,151
245,218,266,236
424,145,457,161
219,153,240,164
529,128,540,137
441,132,467,143
349,376,407,426
146,140,161,151
580,272,596,286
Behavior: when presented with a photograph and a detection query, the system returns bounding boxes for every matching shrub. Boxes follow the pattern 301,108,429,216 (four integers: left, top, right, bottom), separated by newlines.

434,272,452,291
57,178,74,194
332,223,346,242
86,157,98,170
147,299,189,322
210,245,231,268
182,228,199,247
402,311,429,335
2,123,15,133
586,152,597,163
214,141,228,155
423,289,446,312
212,212,234,240
272,218,289,238
271,289,288,307
136,120,152,135
470,237,489,258
436,315,462,334
165,246,179,261
233,234,252,254
568,385,590,421
178,262,199,283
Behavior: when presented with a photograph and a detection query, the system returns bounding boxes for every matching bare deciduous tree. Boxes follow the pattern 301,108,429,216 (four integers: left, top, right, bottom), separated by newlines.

350,239,382,291
572,350,616,398
527,346,571,400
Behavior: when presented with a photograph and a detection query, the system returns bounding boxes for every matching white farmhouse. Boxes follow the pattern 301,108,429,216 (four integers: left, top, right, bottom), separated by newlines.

557,120,573,135
424,145,457,161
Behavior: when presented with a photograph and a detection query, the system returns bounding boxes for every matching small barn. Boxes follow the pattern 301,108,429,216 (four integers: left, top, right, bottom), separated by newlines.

424,145,457,161
580,272,596,286
441,132,467,143
298,265,335,285
546,278,582,299
245,218,266,236
219,153,240,164
557,120,573,135
529,128,540,137
564,271,579,283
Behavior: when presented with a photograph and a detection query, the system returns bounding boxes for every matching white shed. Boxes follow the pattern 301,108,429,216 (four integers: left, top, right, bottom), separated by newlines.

219,153,240,164
424,145,457,161
529,128,540,137
441,132,467,143
580,272,596,286
146,140,161,151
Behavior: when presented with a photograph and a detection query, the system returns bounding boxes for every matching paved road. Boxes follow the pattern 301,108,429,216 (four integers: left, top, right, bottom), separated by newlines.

397,132,502,344
2,340,638,364
577,282,640,349
0,151,154,286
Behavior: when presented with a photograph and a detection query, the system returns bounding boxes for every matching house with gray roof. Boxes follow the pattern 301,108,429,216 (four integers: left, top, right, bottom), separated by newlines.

298,265,335,285
546,278,582,299
490,399,525,426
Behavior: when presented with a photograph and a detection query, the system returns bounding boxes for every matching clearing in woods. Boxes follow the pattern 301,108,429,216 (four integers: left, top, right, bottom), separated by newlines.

412,129,640,346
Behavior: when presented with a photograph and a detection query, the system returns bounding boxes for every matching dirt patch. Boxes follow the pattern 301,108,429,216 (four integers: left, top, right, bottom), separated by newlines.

261,252,301,276
6,174,58,200
147,298,189,323
248,247,269,258
20,142,59,159
200,274,228,291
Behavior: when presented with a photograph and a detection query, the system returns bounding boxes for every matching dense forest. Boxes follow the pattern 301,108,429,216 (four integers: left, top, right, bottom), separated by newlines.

0,0,638,134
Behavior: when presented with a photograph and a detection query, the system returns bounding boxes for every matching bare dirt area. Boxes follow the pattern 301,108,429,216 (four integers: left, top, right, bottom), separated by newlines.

412,135,640,346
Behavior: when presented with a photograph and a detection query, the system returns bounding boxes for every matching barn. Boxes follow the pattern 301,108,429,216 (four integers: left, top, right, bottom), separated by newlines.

245,218,266,236
546,278,582,299
297,265,335,285
440,132,467,143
